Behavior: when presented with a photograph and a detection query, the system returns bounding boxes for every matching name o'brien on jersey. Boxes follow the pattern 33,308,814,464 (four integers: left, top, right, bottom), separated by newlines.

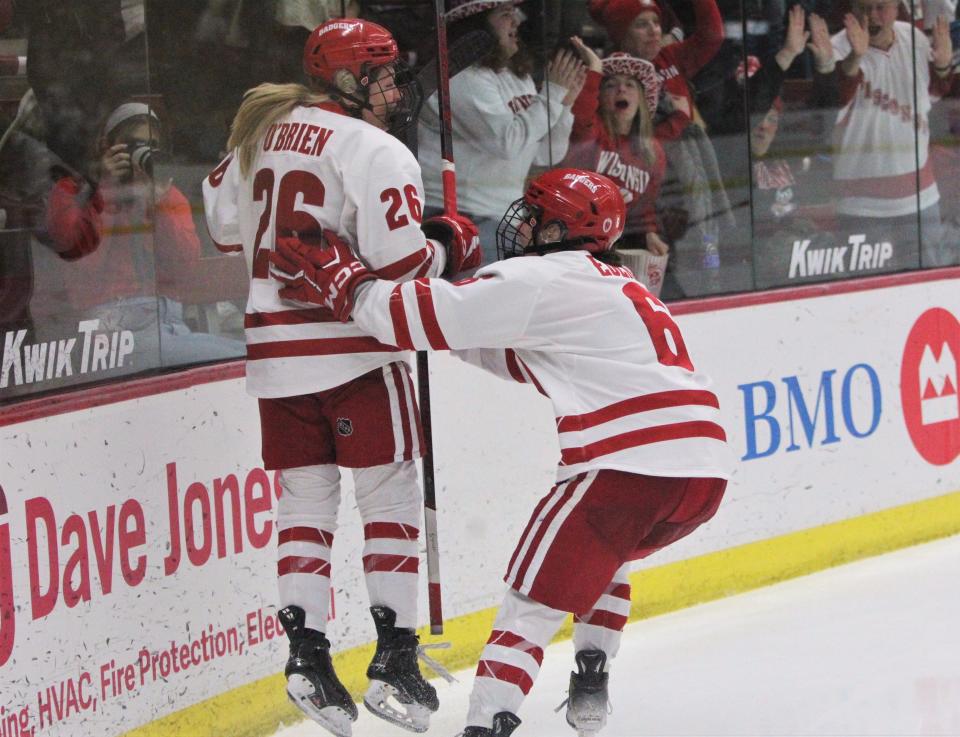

262,123,335,158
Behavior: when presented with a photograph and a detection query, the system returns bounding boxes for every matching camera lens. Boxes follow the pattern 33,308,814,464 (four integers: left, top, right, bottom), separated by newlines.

129,144,154,178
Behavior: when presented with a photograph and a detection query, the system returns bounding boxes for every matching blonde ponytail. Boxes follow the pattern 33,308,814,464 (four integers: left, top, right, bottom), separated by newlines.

227,83,331,175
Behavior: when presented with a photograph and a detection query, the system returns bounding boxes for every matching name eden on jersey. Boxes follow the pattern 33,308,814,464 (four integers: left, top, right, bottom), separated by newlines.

262,122,335,158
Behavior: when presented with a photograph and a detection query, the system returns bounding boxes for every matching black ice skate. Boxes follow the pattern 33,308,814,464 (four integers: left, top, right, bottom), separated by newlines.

278,606,358,737
461,711,522,737
363,605,439,732
565,649,610,736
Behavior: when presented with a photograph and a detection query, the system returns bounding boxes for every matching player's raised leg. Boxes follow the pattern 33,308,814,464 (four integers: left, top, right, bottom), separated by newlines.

462,589,567,736
276,463,357,737
354,460,439,732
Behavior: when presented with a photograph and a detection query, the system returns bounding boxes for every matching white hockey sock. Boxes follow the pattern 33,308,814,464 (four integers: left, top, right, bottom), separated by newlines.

354,461,422,629
277,464,341,633
466,589,566,728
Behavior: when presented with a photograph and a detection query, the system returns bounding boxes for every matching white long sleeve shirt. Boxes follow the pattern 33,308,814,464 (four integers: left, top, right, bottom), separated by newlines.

351,251,735,482
418,65,574,219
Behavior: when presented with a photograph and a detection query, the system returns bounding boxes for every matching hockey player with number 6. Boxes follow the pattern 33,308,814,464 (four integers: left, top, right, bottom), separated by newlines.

202,18,480,737
269,168,735,736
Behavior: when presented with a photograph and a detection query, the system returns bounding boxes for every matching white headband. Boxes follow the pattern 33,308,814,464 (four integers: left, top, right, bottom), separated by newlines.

104,102,160,138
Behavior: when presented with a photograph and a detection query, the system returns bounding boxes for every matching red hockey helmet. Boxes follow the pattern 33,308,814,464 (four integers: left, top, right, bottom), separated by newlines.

304,19,398,83
303,19,421,132
496,168,626,259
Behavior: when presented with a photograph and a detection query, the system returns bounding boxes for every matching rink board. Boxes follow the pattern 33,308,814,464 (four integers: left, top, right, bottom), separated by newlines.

0,270,959,737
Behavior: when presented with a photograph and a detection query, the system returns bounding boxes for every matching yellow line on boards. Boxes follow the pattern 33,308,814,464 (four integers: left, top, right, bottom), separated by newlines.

120,489,960,737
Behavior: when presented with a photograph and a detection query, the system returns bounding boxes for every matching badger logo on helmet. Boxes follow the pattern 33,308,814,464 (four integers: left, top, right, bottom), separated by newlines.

496,168,626,259
302,19,423,134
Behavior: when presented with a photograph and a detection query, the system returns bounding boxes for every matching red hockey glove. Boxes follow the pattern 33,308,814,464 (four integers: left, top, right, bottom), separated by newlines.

421,213,482,277
268,232,375,322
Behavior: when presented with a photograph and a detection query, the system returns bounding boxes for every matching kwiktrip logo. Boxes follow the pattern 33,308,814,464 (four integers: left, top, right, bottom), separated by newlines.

1,322,136,390
0,464,281,668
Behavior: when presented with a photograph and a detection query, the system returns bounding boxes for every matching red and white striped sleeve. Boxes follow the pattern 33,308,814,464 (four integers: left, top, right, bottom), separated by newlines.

350,270,541,352
372,238,446,282
201,152,243,254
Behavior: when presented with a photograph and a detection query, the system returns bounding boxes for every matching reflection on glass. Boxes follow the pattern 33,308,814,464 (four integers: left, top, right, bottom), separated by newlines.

29,102,243,385
418,1,577,266
1,5,251,403
1,1,957,407
923,12,960,267
594,0,742,298
812,3,951,275
746,5,840,289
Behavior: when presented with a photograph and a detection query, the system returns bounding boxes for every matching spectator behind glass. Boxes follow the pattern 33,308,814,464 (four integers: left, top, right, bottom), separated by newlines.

590,0,737,298
563,42,669,257
32,102,243,375
922,0,958,30
418,0,584,265
748,95,840,288
588,0,724,140
809,5,958,269
0,89,103,361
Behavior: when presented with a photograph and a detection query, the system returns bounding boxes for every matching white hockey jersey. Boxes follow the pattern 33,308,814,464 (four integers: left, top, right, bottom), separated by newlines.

203,102,446,397
831,22,941,217
351,250,735,482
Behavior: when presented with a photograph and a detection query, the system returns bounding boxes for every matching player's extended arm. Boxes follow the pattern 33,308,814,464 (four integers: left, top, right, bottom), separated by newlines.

269,233,535,350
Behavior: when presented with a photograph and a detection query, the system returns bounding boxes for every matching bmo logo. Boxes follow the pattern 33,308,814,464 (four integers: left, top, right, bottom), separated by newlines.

900,308,960,465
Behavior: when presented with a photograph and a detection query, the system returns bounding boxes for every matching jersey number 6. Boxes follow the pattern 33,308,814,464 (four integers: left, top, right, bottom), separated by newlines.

623,282,695,371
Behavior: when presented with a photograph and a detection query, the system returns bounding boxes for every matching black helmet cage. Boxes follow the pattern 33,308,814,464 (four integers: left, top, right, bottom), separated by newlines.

375,57,423,133
497,198,537,260
497,197,588,260
328,57,423,134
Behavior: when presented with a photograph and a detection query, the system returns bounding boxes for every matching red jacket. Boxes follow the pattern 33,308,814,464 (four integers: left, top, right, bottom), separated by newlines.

47,181,201,311
651,0,723,140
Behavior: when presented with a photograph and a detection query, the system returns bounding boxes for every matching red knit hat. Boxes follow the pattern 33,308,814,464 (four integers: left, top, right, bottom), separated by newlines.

589,0,662,44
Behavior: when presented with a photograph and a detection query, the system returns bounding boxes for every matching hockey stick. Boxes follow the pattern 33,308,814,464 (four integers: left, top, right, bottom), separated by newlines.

418,0,465,637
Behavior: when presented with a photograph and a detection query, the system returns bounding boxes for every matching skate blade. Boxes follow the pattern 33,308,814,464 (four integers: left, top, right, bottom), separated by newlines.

567,712,606,736
363,680,431,733
287,674,356,737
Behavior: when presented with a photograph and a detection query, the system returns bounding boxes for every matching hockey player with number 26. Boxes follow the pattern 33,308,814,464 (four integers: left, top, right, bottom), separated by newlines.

269,167,735,736
202,18,481,737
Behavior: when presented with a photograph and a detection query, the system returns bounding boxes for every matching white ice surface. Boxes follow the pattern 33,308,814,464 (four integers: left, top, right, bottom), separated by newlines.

273,534,960,737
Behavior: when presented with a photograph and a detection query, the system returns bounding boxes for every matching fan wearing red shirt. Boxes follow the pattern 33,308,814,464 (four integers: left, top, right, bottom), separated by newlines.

564,40,668,255
589,0,724,140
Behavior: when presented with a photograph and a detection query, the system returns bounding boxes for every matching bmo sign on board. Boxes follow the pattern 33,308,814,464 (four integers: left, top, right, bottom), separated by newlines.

738,305,960,468
900,308,960,466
